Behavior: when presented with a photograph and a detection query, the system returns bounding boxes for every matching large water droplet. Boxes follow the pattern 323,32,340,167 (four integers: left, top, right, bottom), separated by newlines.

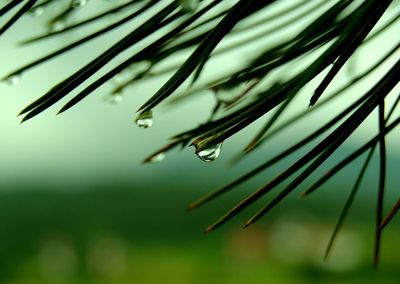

5,74,21,86
196,143,222,162
135,110,153,129
148,152,165,164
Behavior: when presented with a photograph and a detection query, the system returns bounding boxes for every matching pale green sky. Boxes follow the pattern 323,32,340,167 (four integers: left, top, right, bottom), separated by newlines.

0,0,399,190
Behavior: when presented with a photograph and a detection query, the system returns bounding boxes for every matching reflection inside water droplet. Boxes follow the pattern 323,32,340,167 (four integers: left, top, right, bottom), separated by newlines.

196,143,222,162
135,110,153,129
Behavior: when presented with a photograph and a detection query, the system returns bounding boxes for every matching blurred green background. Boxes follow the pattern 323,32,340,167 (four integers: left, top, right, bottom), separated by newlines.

0,1,400,283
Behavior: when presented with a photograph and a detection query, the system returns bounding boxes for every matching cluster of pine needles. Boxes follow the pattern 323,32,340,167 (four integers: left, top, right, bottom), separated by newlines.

1,0,400,266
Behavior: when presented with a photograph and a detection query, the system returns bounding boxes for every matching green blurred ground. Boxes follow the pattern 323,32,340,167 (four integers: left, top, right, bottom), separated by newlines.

1,184,399,284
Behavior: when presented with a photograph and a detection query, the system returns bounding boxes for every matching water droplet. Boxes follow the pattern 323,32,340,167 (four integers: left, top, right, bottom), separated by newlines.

5,74,21,86
148,152,165,164
196,143,222,162
135,110,153,129
31,6,44,17
71,0,89,8
51,20,66,31
105,93,122,104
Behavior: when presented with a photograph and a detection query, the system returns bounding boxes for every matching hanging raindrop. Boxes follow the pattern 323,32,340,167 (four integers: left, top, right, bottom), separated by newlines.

135,110,153,129
5,74,22,86
196,143,222,162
